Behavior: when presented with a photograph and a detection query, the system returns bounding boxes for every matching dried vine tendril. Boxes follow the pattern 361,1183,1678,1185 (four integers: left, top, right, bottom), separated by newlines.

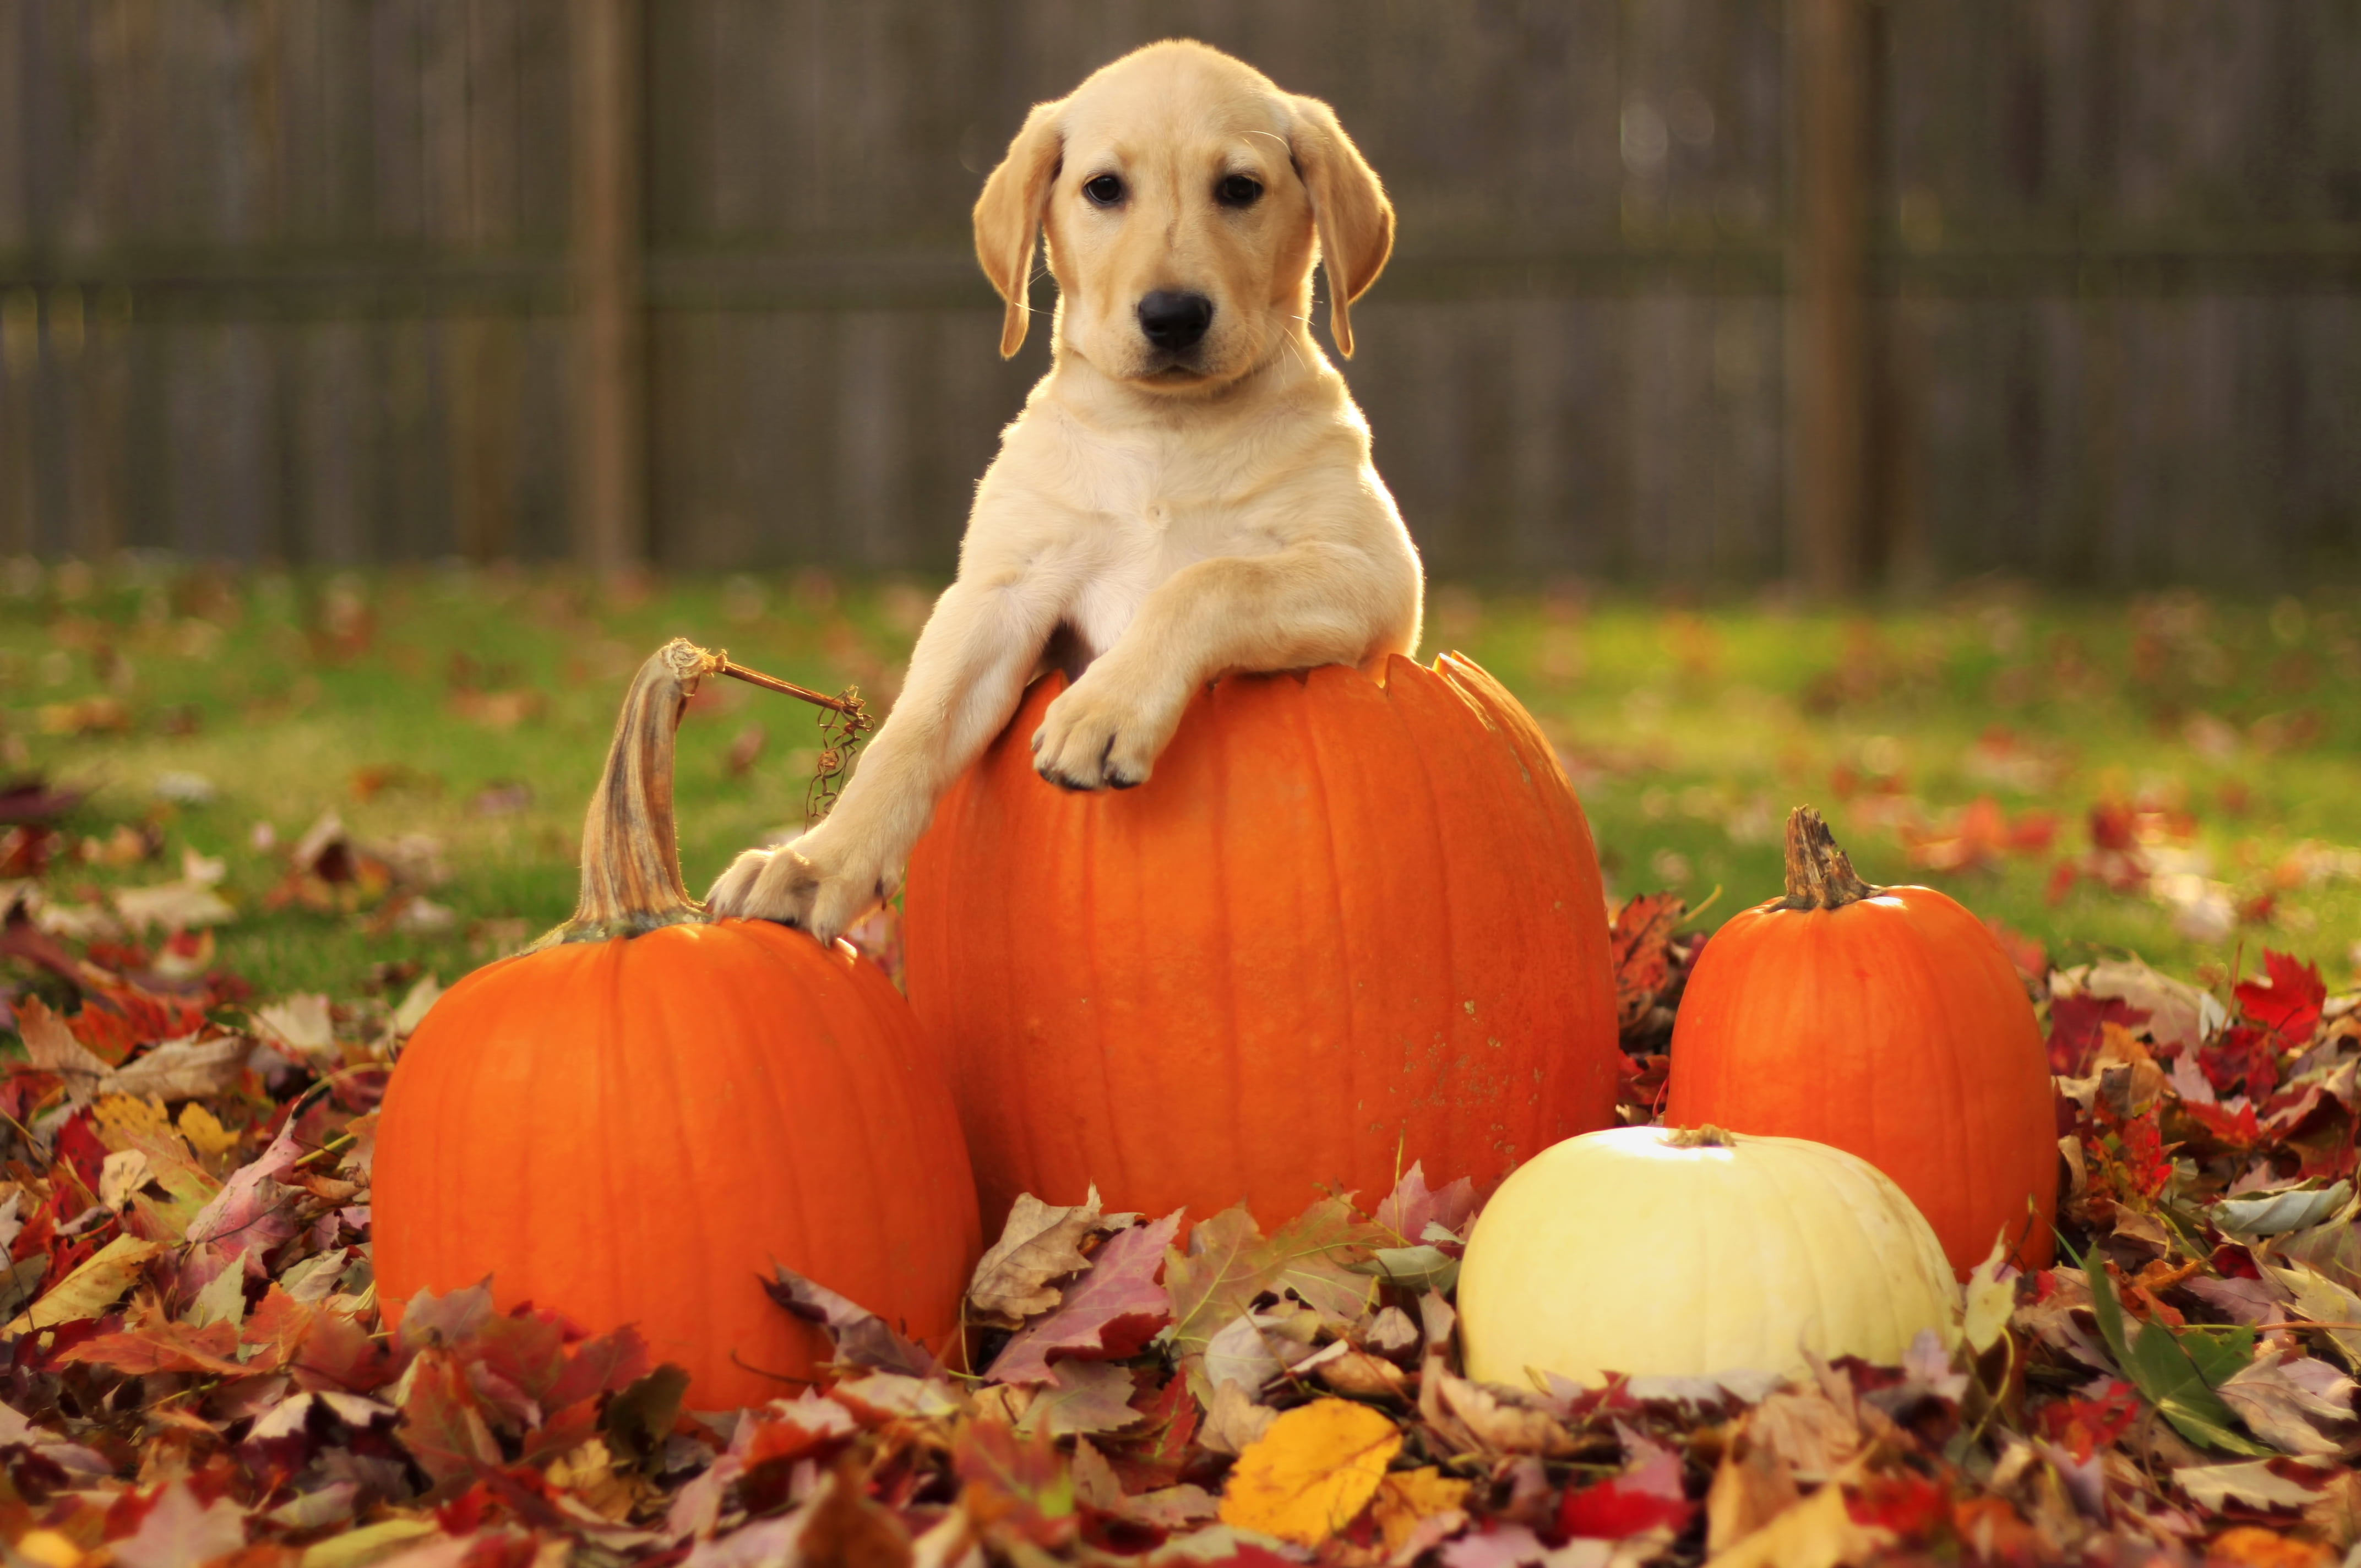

702,651,872,825
803,689,872,825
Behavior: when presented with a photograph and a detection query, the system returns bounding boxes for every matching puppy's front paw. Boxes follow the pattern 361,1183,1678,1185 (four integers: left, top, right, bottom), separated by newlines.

1031,678,1169,792
704,831,891,945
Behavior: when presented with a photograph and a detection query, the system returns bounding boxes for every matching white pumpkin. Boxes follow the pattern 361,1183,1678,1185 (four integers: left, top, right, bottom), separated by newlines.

1457,1125,1958,1388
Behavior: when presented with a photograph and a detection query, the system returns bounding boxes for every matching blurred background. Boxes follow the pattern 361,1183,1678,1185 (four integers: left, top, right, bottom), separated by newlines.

4,2,2361,1005
2,1,2355,589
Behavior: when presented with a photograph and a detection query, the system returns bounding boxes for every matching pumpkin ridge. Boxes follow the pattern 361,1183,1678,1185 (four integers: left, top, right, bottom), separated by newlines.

725,926,819,1368
1394,668,1465,1166
1080,765,1124,1208
1296,671,1360,1184
1904,894,1982,1259
1772,1139,1852,1363
1210,680,1254,1206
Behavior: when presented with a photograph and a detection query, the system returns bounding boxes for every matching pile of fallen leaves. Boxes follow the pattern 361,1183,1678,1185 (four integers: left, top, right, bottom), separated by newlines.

7,778,2361,1568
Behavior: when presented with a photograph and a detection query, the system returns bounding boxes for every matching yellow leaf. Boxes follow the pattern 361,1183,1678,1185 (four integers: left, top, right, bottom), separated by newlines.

299,1518,440,1568
1372,1467,1472,1555
92,1094,173,1148
178,1103,241,1158
1218,1397,1402,1547
1706,1485,1888,1568
6,1233,162,1333
1962,1234,2015,1354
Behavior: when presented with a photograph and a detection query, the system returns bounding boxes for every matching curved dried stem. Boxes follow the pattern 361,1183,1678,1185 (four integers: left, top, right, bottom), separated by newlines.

1774,805,1882,912
1665,1125,1738,1150
531,638,714,949
527,639,873,950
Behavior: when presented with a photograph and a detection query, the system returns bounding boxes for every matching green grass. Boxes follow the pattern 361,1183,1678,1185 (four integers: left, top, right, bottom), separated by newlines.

4,559,2358,1003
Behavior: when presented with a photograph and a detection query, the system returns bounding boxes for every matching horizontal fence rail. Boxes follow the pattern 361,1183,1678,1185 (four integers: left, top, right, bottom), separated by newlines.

0,0,2356,587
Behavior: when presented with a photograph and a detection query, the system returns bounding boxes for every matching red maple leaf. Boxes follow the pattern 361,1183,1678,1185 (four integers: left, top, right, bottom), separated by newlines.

1847,1473,1950,1539
2179,1098,2262,1148
2200,1026,2280,1101
2036,1381,2141,1463
1557,1430,1692,1541
989,1213,1180,1383
2047,994,2148,1076
1608,892,1685,1028
2235,950,2326,1044
2111,1110,2174,1198
56,1319,246,1378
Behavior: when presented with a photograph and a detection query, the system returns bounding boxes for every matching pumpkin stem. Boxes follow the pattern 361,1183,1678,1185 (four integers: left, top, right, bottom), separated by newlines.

1666,1125,1738,1149
1775,806,1882,912
530,638,718,949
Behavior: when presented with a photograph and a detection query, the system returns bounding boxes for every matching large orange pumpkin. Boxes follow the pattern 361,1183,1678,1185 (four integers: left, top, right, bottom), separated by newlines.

904,653,1619,1232
373,640,981,1409
1663,807,2057,1273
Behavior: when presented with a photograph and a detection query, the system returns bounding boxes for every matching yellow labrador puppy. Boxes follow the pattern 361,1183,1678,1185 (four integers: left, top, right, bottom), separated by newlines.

708,40,1424,939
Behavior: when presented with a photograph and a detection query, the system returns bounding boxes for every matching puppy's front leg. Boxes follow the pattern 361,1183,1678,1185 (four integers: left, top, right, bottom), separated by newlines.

1032,542,1416,791
708,569,1066,940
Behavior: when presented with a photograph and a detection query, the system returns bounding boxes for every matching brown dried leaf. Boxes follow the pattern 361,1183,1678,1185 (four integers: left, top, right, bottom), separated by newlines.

1199,1379,1279,1457
1748,1390,1862,1483
967,1188,1127,1329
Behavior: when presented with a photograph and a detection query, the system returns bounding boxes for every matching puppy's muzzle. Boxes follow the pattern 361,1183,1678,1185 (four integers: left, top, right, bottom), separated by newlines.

1138,291,1214,353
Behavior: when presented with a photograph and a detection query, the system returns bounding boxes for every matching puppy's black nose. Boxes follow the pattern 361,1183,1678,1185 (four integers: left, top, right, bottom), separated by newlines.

1137,291,1214,352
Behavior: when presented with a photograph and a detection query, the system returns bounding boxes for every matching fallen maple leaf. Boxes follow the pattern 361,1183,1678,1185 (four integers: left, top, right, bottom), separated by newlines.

2174,1460,2326,1512
989,1213,1180,1384
2216,1349,2356,1456
400,1347,505,1488
1705,1423,1801,1554
2209,1527,2335,1568
16,997,248,1107
1218,1397,1402,1547
1609,891,1686,1027
1706,1483,1887,1568
1261,1195,1387,1322
112,848,237,932
185,1112,307,1260
2238,951,2327,1043
56,1315,246,1377
1558,1424,1693,1539
955,1420,1079,1551
6,1232,161,1332
765,1265,939,1376
1013,1360,1141,1439
967,1188,1129,1329
1163,1206,1272,1357
1197,1380,1278,1457
1373,1161,1478,1246
112,1479,248,1568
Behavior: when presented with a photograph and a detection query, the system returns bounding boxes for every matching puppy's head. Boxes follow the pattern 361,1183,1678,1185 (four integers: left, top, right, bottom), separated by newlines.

973,41,1393,390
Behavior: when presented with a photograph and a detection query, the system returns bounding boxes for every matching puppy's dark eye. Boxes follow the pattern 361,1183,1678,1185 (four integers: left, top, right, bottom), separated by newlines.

1084,173,1125,207
1216,175,1263,209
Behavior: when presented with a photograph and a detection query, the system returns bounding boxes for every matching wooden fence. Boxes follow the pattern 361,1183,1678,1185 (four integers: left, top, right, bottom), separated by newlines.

1,1,2356,587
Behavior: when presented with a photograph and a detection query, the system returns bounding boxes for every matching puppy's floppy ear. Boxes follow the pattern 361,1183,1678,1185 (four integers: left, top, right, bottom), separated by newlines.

973,99,1065,358
1287,94,1393,360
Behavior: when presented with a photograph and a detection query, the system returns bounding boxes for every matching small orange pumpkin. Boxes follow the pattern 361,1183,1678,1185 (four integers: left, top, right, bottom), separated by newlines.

1663,807,2057,1273
372,641,981,1409
904,654,1620,1233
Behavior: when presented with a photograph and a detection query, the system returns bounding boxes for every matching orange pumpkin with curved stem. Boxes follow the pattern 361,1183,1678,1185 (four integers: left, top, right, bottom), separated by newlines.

373,640,981,1409
904,653,1620,1233
1664,807,2057,1273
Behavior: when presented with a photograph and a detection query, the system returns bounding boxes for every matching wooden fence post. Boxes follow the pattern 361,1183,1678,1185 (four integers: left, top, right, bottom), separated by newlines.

573,0,647,574
1788,0,1871,596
